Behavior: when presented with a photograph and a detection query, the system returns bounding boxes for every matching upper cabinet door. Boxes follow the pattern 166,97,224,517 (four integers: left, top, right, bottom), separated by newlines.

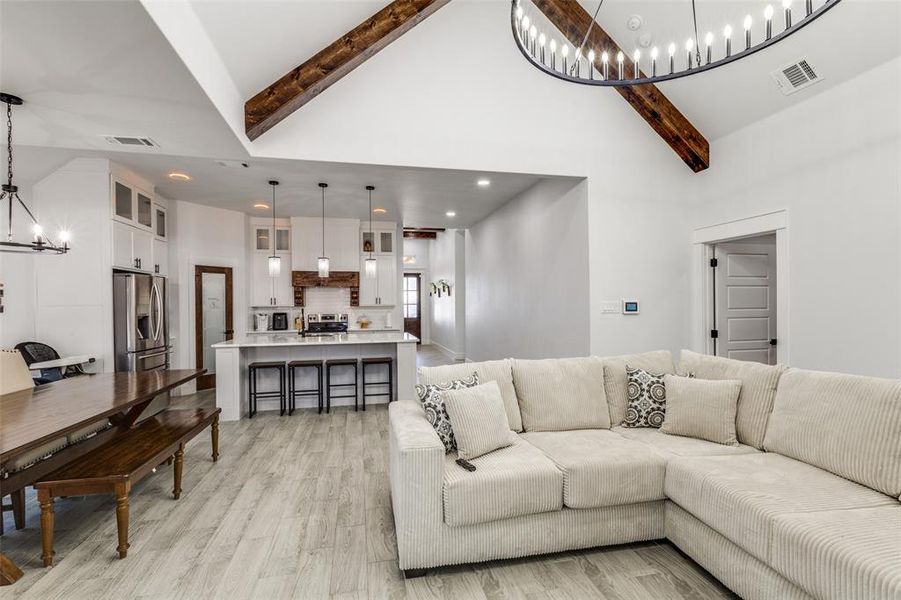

112,179,134,223
136,190,153,230
275,227,291,253
254,226,272,252
361,231,375,254
378,230,395,255
154,205,167,240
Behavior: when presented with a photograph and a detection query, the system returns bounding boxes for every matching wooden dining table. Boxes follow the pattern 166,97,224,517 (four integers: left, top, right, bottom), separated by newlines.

0,369,204,585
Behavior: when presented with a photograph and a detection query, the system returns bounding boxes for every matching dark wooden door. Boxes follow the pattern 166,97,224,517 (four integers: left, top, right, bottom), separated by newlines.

194,266,234,390
403,273,422,343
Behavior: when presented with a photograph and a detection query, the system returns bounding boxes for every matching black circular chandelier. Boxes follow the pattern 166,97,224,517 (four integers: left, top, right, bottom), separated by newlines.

511,0,841,87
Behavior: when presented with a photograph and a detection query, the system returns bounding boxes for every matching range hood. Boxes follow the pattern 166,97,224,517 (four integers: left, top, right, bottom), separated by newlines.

292,271,360,307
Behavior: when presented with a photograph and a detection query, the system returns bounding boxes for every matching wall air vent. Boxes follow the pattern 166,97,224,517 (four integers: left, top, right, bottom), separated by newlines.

771,59,822,95
214,159,250,168
104,135,159,148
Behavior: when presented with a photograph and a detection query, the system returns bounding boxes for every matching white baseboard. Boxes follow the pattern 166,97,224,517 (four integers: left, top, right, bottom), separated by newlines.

431,341,465,361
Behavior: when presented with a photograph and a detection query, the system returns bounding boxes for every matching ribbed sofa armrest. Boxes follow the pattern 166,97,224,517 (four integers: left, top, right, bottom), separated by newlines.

388,401,446,568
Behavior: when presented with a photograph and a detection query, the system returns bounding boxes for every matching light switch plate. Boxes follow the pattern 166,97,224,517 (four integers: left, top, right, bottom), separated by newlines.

601,301,620,314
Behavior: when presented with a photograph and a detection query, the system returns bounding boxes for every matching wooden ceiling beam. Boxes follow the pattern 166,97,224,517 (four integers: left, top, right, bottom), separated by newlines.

245,0,451,140
533,0,710,172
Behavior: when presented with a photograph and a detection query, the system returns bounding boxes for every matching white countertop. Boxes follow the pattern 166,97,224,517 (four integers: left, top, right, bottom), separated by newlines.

212,332,418,348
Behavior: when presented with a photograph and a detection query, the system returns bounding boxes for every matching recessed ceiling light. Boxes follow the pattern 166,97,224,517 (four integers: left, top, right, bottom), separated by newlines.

446,211,457,217
253,203,269,209
168,172,192,181
373,207,387,214
477,178,490,187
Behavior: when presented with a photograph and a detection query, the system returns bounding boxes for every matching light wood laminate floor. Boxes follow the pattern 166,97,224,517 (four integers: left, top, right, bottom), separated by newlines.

416,344,460,368
1,395,735,600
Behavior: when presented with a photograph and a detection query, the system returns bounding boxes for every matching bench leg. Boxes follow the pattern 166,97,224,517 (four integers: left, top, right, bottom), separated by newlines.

114,484,130,559
11,489,25,530
173,443,184,500
211,414,220,462
37,490,54,568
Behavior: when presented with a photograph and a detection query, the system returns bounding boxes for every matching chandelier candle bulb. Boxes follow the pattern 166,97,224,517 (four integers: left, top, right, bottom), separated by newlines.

685,39,694,69
704,32,714,64
562,44,569,77
574,48,582,77
601,51,609,80
529,25,537,55
667,43,676,74
633,49,641,78
765,4,774,39
550,39,557,70
650,46,658,76
723,25,733,57
521,15,529,42
32,223,43,244
616,51,624,80
744,15,753,49
587,50,595,79
538,33,546,64
783,0,792,28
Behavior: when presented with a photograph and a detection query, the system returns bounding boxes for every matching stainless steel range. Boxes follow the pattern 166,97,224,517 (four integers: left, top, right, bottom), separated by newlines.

303,313,348,337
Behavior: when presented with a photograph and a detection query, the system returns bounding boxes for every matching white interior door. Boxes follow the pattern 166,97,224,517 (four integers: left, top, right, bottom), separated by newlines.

714,237,777,364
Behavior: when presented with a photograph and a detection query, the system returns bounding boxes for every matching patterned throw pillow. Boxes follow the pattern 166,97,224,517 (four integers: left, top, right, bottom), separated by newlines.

623,366,668,428
415,372,480,452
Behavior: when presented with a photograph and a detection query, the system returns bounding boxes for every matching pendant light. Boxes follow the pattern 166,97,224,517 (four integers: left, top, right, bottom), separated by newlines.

1,92,69,254
364,185,377,279
267,180,280,277
317,182,329,277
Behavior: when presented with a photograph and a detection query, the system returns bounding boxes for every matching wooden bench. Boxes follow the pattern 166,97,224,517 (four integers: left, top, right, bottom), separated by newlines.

34,406,220,567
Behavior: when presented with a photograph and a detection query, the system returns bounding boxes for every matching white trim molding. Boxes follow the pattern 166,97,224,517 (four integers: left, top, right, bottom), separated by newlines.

692,210,790,365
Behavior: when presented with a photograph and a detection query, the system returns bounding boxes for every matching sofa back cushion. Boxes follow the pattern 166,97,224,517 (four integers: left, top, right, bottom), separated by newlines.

512,357,609,431
763,368,901,497
678,350,785,449
418,359,523,432
602,350,675,426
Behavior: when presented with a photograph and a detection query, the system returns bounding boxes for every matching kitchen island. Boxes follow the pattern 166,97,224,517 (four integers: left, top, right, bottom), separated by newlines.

211,332,418,421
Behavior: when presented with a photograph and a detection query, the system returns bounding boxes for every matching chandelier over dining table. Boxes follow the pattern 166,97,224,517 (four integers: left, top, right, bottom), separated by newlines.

511,0,841,87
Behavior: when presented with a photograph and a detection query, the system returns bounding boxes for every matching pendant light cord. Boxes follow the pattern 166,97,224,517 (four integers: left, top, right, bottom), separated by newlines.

6,101,13,187
690,0,703,65
573,0,604,74
321,186,325,256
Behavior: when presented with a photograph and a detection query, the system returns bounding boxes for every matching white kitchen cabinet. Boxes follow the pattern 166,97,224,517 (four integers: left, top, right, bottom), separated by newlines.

358,254,397,306
291,217,359,271
250,253,294,307
112,221,153,272
111,176,154,232
154,205,167,240
253,219,291,254
152,238,168,276
361,225,395,255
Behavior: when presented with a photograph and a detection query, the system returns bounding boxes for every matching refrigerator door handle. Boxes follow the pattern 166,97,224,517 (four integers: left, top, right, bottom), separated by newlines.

151,281,163,342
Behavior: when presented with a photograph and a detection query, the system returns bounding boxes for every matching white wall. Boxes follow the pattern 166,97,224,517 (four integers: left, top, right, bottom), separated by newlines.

170,199,249,381
466,178,590,361
693,57,901,378
0,189,36,348
429,229,465,358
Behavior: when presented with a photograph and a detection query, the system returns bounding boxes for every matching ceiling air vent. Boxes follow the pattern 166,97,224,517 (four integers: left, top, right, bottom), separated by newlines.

214,159,250,168
771,58,822,96
104,135,159,148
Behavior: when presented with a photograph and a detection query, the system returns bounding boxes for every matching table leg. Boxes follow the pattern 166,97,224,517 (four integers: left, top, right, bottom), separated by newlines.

114,483,130,559
211,414,220,462
0,553,24,586
37,489,54,568
173,443,184,500
11,488,25,530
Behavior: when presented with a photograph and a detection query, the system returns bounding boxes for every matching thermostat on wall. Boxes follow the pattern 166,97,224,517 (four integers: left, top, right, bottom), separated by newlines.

622,300,640,315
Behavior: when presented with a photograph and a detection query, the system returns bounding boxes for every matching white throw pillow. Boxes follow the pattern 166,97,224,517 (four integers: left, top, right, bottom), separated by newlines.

660,375,742,446
415,372,480,453
444,381,516,460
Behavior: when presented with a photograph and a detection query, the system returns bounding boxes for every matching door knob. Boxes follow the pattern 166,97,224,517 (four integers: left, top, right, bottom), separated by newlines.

769,339,777,346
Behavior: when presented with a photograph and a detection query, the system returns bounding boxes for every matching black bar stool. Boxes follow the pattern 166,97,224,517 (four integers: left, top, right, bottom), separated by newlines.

247,361,286,417
287,360,324,415
325,359,358,413
361,357,393,411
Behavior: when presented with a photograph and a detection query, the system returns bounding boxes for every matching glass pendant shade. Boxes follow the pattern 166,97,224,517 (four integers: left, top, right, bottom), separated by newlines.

318,256,330,278
268,255,281,277
364,256,377,278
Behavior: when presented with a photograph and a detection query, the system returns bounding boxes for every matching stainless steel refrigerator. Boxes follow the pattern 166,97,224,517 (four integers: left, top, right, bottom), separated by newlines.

113,272,169,372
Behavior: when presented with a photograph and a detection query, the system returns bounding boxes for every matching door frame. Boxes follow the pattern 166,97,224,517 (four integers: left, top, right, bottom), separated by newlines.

692,210,789,364
194,265,234,389
403,272,423,344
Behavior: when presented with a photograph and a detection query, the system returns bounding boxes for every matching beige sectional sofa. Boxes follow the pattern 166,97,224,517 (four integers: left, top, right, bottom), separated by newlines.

388,350,901,599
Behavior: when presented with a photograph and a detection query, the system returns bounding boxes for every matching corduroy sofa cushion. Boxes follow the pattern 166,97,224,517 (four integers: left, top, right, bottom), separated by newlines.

419,359,523,432
770,505,901,600
443,439,563,526
612,427,759,458
665,453,897,563
521,430,666,509
678,350,785,449
601,350,675,427
512,357,609,432
763,368,901,498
